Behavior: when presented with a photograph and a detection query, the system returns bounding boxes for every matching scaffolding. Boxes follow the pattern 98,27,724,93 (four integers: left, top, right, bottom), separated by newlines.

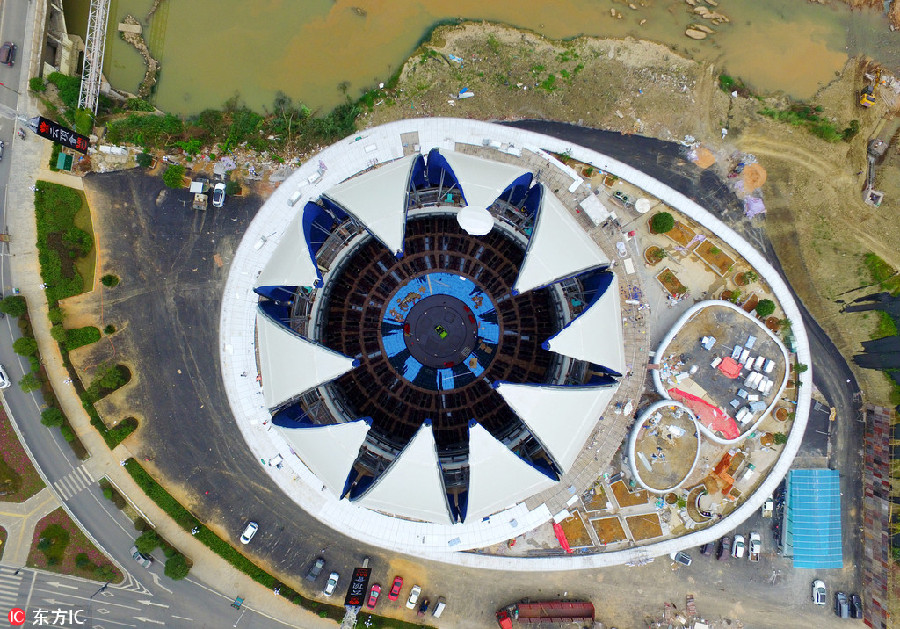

77,0,111,115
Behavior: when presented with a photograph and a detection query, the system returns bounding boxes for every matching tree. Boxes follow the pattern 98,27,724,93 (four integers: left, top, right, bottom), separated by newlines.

19,373,42,393
164,553,190,580
40,408,66,427
12,336,39,357
0,295,27,317
756,299,776,318
134,529,161,554
162,164,186,189
773,432,788,445
136,152,153,168
650,212,675,234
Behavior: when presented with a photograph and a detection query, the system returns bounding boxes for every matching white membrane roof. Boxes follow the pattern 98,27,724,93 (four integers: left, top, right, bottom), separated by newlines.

256,311,356,409
544,274,626,374
323,155,416,255
441,151,529,213
513,184,610,294
355,423,453,524
456,205,495,235
277,420,370,495
254,209,319,289
466,423,556,520
497,382,620,472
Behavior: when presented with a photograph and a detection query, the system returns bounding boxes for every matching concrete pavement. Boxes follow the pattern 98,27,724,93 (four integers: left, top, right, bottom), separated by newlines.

0,487,58,565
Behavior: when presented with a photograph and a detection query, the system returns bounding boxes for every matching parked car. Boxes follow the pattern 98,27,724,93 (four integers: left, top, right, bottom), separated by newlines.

432,596,447,618
0,364,10,389
406,585,421,609
366,584,381,609
417,598,430,617
671,551,692,567
0,139,4,161
388,576,403,601
699,542,713,556
850,593,862,619
0,42,16,67
732,534,746,559
212,183,226,208
323,572,339,596
129,545,152,568
305,557,325,582
716,536,731,560
834,591,849,618
748,531,761,561
762,495,775,518
812,580,826,606
239,521,258,544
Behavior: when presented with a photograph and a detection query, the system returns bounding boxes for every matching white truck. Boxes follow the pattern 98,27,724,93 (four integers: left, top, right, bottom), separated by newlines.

748,531,761,562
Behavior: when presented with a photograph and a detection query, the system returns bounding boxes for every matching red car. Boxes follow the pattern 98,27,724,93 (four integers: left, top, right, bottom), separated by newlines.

387,576,403,601
366,584,381,609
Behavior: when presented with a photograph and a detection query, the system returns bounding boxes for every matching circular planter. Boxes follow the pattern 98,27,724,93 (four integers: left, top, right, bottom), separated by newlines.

721,290,734,301
665,493,678,504
734,271,749,286
644,246,666,266
775,407,789,422
766,316,781,332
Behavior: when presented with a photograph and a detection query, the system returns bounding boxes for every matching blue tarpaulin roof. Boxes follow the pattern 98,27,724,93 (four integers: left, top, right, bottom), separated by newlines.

785,469,843,569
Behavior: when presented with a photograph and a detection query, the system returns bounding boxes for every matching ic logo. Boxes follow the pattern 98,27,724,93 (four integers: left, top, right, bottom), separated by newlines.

7,608,26,626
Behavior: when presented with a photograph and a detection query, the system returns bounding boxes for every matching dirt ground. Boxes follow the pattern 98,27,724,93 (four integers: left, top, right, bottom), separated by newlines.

365,22,900,405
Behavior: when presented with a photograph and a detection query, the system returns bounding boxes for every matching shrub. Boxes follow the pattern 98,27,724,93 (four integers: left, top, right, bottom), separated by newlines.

102,487,114,501
51,325,68,344
135,529,161,554
60,425,76,442
29,77,47,93
74,108,94,136
0,295,27,317
163,164,186,188
65,326,101,351
126,98,156,112
63,227,93,257
755,299,776,318
40,408,66,427
94,565,118,581
773,432,788,445
136,152,153,168
104,324,116,335
75,553,92,569
650,212,675,234
46,72,82,110
842,119,860,142
19,373,42,393
164,554,191,580
13,336,39,357
225,180,241,196
49,307,65,324
101,274,120,287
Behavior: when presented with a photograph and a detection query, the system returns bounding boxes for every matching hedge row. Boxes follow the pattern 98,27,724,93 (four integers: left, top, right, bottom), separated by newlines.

123,459,345,621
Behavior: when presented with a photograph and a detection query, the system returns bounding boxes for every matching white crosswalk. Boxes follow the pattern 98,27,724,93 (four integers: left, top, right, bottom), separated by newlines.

52,466,95,501
0,567,24,612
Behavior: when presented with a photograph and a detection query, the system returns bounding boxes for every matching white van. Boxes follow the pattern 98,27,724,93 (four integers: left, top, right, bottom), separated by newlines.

432,596,446,618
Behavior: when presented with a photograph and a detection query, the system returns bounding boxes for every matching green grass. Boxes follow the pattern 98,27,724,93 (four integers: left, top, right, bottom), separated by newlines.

33,182,93,303
758,103,844,143
73,195,96,290
872,311,899,340
863,253,900,294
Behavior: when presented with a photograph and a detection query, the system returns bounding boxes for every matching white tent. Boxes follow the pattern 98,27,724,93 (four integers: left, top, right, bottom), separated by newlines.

496,381,620,473
544,274,626,375
277,420,370,495
456,205,495,235
513,184,610,294
323,155,416,256
355,423,453,524
255,209,319,289
441,152,529,214
256,310,356,409
465,423,556,521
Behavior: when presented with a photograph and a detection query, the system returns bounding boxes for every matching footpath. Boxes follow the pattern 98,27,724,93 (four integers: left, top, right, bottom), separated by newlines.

1,14,331,628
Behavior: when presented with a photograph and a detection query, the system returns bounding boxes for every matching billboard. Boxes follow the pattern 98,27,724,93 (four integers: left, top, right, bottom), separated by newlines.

343,567,371,607
32,117,90,154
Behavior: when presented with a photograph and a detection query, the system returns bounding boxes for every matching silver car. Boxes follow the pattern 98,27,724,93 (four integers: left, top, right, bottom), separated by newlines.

0,364,10,389
323,572,339,596
212,183,226,208
129,545,152,569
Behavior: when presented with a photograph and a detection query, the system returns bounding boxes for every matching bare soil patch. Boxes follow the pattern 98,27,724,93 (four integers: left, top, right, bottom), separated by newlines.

591,517,627,545
611,480,651,508
560,512,593,548
626,513,664,541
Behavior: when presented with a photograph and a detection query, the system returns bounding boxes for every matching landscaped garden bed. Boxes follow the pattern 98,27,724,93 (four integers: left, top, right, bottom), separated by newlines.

693,240,735,276
656,267,688,297
644,245,667,266
26,507,121,582
663,221,696,246
0,402,46,502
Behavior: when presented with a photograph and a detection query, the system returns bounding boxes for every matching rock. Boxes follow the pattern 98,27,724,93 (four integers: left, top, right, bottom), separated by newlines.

706,0,718,5
629,3,637,9
640,18,647,25
694,24,714,33
685,0,696,5
611,8,616,16
694,5,709,14
685,28,708,39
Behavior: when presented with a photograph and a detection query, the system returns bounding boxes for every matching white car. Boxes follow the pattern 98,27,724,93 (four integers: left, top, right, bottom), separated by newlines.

812,579,826,605
406,584,421,609
323,572,339,596
239,521,258,544
0,364,10,389
212,183,226,208
731,534,745,559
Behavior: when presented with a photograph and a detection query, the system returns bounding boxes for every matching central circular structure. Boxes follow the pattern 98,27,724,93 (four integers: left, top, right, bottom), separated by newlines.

404,294,477,368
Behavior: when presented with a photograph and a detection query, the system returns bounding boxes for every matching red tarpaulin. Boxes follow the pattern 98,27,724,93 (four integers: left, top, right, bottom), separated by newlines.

718,356,742,379
552,522,573,553
669,387,740,440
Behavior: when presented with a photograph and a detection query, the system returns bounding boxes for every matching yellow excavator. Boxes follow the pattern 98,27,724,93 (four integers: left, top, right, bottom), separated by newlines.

859,67,882,108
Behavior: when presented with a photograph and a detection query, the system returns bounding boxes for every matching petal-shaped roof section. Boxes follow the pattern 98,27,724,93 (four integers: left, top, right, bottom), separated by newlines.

496,381,620,473
256,310,356,409
441,151,529,213
354,422,453,524
255,208,319,289
323,155,417,256
466,423,556,521
277,419,370,495
513,184,610,295
544,273,626,375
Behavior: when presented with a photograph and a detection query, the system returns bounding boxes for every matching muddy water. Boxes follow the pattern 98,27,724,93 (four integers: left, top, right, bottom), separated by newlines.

62,0,898,115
